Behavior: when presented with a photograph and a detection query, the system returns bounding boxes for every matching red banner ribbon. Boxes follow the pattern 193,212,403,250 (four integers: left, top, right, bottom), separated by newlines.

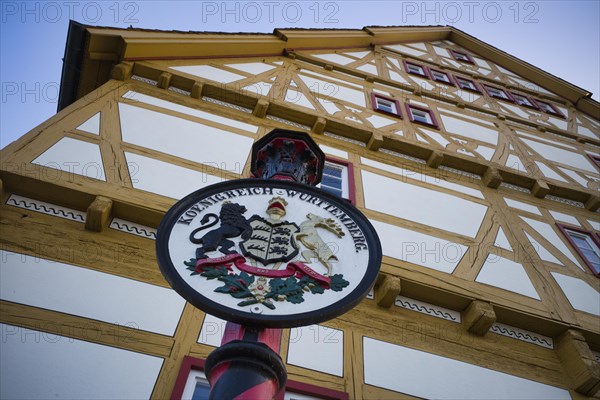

196,253,331,289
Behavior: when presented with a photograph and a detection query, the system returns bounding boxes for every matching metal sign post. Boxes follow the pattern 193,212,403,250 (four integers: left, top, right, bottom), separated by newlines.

156,129,381,399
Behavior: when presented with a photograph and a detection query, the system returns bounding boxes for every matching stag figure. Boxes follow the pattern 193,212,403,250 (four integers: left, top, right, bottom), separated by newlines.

295,213,345,276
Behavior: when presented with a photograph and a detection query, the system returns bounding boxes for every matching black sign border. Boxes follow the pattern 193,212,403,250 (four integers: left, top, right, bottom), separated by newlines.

156,179,382,328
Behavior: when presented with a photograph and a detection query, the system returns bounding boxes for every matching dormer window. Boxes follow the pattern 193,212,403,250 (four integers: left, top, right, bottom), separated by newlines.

511,93,537,109
370,93,402,118
557,224,600,277
405,104,439,129
533,99,565,117
403,61,429,78
483,85,514,102
450,49,475,64
455,76,480,92
317,158,356,204
428,69,454,85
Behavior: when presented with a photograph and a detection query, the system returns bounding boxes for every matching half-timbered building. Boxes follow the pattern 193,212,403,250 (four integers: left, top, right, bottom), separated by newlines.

1,23,599,399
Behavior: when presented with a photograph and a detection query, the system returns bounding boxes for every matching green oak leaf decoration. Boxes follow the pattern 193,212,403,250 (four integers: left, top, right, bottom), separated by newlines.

187,263,350,310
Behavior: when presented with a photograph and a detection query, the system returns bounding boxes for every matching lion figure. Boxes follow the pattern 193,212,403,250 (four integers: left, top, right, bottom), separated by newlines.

189,202,252,259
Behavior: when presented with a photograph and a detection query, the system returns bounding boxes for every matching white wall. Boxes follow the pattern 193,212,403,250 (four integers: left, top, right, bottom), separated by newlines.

0,323,163,399
363,337,570,399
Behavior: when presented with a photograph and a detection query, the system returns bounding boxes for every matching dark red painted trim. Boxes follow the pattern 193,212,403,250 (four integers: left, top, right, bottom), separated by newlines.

532,99,565,118
556,223,600,277
427,67,455,86
286,45,371,52
453,75,482,94
405,103,440,130
171,356,207,400
325,156,357,205
276,380,350,400
510,92,540,110
483,84,515,103
402,60,431,79
369,92,402,119
172,355,349,400
449,49,475,64
124,53,282,61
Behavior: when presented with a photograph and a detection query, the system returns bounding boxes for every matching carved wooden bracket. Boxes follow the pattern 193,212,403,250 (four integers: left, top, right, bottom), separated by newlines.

483,167,503,189
556,329,600,396
312,117,327,135
110,62,133,81
157,72,172,89
585,195,600,212
462,300,496,336
253,99,270,118
426,151,444,169
532,180,550,198
367,131,383,151
375,274,401,308
191,82,204,99
85,196,113,232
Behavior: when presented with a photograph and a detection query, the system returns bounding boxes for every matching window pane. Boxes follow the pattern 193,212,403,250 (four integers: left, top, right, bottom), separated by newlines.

411,109,432,124
515,96,532,106
321,175,342,188
432,71,449,82
375,98,396,114
192,381,211,400
318,161,349,200
458,79,474,90
566,229,600,273
407,64,423,74
323,164,343,178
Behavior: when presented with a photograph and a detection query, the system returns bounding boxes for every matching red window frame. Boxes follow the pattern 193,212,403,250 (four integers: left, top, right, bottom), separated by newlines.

556,223,600,277
510,92,539,110
403,60,430,78
532,99,565,118
450,49,475,64
171,355,350,400
587,153,600,170
370,93,402,118
454,76,481,93
320,157,356,205
405,104,439,129
427,68,455,86
483,84,515,102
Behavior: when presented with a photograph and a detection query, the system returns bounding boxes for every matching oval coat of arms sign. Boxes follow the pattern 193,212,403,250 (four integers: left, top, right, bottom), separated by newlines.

156,179,382,328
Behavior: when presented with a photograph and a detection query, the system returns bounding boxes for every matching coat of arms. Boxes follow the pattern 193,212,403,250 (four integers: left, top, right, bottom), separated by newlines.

183,197,349,310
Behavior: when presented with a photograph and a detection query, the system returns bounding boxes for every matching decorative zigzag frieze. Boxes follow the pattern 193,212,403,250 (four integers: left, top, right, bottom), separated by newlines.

394,295,461,323
490,322,553,349
6,194,85,223
109,218,157,240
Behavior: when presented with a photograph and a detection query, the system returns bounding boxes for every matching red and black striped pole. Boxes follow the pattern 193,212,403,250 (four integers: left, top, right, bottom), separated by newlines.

204,130,326,400
205,324,285,399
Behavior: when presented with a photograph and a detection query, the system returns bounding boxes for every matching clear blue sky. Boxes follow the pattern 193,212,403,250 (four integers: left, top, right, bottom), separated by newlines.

1,1,599,149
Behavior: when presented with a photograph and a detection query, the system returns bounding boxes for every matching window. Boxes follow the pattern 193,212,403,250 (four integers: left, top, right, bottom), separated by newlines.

405,104,439,129
533,99,565,117
511,93,537,109
370,93,402,118
318,158,355,204
455,76,480,92
403,61,429,77
450,49,475,64
588,153,600,169
428,68,455,85
557,224,600,277
172,356,349,400
483,85,514,102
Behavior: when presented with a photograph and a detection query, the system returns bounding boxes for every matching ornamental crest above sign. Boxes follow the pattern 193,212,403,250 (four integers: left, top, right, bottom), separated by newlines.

156,179,381,328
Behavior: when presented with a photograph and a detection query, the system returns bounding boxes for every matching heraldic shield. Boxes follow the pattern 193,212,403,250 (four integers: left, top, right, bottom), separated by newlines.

239,215,300,265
